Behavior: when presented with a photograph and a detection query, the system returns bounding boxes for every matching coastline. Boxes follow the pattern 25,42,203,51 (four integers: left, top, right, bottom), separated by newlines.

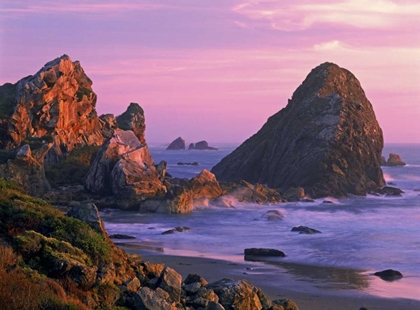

119,244,420,310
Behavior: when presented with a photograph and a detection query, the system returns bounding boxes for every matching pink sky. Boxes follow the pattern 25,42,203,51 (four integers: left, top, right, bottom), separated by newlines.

1,0,419,143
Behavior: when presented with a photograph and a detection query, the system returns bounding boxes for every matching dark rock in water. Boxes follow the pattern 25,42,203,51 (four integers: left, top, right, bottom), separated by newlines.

167,137,186,150
373,269,403,281
162,226,192,235
261,210,284,221
222,180,283,204
377,186,404,197
283,187,305,201
109,234,136,239
189,140,218,150
384,153,406,166
291,226,321,234
244,248,285,257
177,161,199,166
323,200,334,204
212,62,384,198
301,198,315,202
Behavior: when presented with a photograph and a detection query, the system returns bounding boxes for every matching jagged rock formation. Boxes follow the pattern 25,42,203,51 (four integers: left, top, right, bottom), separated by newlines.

116,102,146,143
167,137,186,150
0,54,111,165
189,140,218,150
188,169,223,199
381,153,406,166
212,62,385,198
85,130,167,208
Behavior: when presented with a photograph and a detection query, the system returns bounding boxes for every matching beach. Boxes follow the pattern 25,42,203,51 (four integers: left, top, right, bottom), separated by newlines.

120,244,420,310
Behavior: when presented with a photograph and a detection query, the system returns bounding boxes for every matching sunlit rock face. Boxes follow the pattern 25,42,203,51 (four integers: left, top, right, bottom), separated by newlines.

212,62,385,198
0,55,109,164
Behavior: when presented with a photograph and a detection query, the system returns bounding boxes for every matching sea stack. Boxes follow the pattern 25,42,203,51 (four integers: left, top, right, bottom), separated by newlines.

212,62,385,198
167,137,186,150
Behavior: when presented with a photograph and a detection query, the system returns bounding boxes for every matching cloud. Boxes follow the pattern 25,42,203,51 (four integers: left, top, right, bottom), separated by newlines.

233,0,420,30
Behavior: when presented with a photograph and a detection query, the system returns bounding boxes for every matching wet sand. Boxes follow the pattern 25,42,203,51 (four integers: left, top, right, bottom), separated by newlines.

120,244,420,310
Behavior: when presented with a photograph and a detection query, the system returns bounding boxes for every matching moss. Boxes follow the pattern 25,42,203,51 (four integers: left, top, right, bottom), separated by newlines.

0,82,17,119
45,145,99,187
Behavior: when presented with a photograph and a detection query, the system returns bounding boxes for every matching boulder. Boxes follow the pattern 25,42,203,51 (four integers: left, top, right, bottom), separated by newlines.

223,180,283,204
373,269,403,281
273,299,300,310
261,210,284,221
283,187,305,201
158,267,183,302
206,279,268,310
212,62,385,198
116,103,146,143
109,234,136,239
167,137,186,150
162,226,192,235
291,226,321,234
124,287,173,310
377,186,404,196
244,248,286,258
385,153,406,166
139,185,194,214
85,129,156,195
66,202,105,234
188,169,223,199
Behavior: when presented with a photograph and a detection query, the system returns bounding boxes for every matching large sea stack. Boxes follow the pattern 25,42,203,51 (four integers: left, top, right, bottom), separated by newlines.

212,62,385,198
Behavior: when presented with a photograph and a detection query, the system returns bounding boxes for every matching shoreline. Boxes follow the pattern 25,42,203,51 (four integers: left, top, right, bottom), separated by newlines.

119,244,420,310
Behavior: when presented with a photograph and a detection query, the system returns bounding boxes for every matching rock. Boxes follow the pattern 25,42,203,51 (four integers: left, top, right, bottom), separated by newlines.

223,180,282,204
116,103,146,143
183,282,202,295
177,162,199,166
184,274,208,287
273,298,300,310
167,137,186,150
188,169,223,199
109,234,136,239
377,186,404,196
373,269,403,281
291,226,321,234
189,141,218,150
0,144,51,196
162,226,192,235
261,210,284,221
204,301,226,310
386,153,406,166
139,185,194,214
66,202,106,234
124,287,173,310
125,276,141,292
244,248,286,258
206,279,267,310
158,267,183,302
212,62,385,198
85,130,165,205
283,187,305,201
155,160,167,181
0,55,110,163
380,155,387,166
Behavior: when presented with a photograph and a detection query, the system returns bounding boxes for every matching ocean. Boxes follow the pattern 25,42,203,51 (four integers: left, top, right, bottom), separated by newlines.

102,143,420,300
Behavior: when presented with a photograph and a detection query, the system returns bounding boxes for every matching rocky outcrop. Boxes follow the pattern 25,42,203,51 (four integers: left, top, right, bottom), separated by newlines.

0,55,110,165
116,103,146,143
138,185,194,214
0,143,51,196
167,137,186,150
188,169,223,199
382,153,406,166
223,180,283,204
189,141,218,150
212,62,385,198
66,203,105,234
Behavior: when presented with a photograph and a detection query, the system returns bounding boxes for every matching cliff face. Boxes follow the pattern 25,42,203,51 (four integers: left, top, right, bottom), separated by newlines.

0,55,108,164
212,62,385,198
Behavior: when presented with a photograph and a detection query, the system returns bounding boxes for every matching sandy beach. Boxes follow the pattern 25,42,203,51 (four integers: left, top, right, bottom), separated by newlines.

119,244,420,310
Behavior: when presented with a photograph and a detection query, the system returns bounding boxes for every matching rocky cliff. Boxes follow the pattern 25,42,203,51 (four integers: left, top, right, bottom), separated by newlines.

212,62,385,197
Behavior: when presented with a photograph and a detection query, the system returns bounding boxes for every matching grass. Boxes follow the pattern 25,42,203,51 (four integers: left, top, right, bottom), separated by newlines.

45,145,100,187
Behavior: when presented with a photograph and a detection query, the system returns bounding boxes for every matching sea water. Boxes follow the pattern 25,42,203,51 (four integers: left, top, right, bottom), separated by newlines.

102,143,420,299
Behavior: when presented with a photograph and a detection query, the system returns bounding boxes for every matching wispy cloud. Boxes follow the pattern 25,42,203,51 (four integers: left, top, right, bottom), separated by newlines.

233,0,420,30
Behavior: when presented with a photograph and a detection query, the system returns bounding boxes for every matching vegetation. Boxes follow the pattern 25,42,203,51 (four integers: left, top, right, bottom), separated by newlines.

20,135,54,150
0,178,117,309
45,145,100,187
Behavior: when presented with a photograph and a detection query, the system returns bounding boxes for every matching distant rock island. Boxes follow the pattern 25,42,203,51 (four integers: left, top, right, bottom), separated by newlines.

167,137,185,150
167,137,218,150
212,62,385,198
381,153,406,166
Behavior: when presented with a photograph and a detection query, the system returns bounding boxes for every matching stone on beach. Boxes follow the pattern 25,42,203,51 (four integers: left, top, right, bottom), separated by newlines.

373,269,403,281
244,248,286,257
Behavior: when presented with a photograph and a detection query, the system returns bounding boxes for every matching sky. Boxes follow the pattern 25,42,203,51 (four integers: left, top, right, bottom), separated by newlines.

0,0,419,144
